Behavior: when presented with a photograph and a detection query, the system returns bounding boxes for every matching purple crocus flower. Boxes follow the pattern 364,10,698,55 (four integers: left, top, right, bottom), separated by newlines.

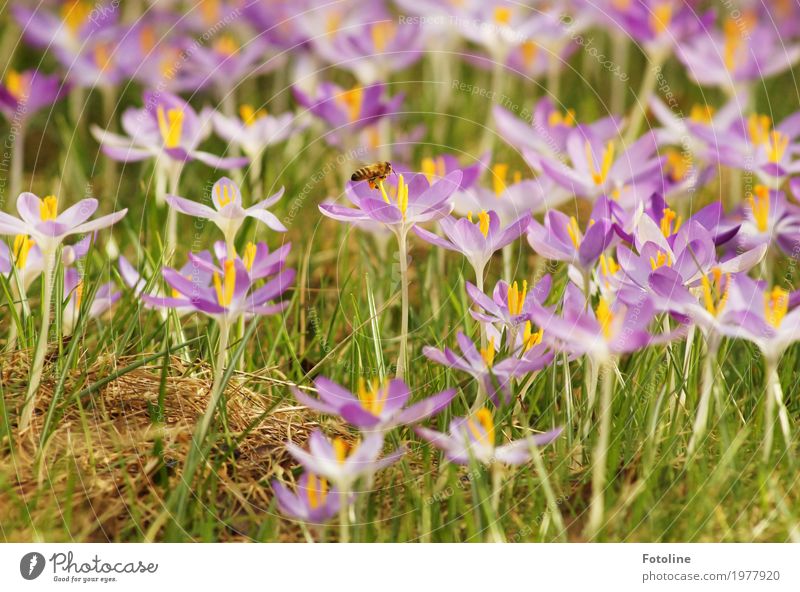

320,171,462,235
142,247,295,323
466,275,552,330
691,110,800,185
677,17,800,91
537,129,663,206
293,82,403,135
210,106,306,162
13,1,117,55
493,97,619,166
0,193,127,255
310,17,423,85
285,430,404,489
527,209,614,270
415,209,531,282
90,91,248,185
166,177,286,251
415,407,562,466
62,267,121,335
734,185,800,256
0,69,67,122
528,283,658,363
272,472,342,524
292,376,456,431
423,331,553,405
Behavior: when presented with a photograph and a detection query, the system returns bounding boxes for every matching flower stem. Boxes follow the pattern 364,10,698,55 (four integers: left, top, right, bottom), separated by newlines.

763,358,793,463
623,50,666,146
529,439,566,541
10,120,25,202
165,163,183,261
586,356,615,539
339,489,350,543
396,229,410,379
687,337,717,458
196,320,231,443
19,251,55,433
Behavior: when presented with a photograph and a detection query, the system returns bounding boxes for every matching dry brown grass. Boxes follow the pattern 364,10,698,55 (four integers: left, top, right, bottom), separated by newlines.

0,351,318,541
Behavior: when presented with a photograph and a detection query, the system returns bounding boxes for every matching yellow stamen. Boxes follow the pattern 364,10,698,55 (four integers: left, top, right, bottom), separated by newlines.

371,21,396,52
764,287,789,328
61,0,91,32
649,2,673,35
239,104,267,126
476,210,490,237
665,150,690,182
200,0,220,25
521,41,538,68
156,106,184,149
213,34,238,56
649,250,672,270
766,130,789,164
522,320,543,352
12,235,35,270
139,25,156,53
325,12,342,36
332,437,351,463
75,281,84,310
242,242,257,271
723,16,756,71
40,196,58,221
357,378,389,415
689,104,715,124
215,182,235,208
306,474,328,509
548,108,576,127
420,156,446,183
212,260,236,307
396,174,409,219
700,268,730,317
659,208,682,237
94,42,113,72
481,337,495,368
748,114,772,146
494,7,511,25
507,280,528,316
492,163,509,196
4,70,27,101
599,254,620,288
585,141,615,186
378,179,391,204
596,297,613,339
337,86,363,122
467,408,495,445
747,185,771,233
566,216,582,249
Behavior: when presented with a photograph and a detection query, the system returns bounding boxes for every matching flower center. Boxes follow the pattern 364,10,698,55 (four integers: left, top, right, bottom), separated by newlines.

420,156,446,183
522,320,543,352
481,336,495,368
357,378,389,415
215,181,236,208
521,41,538,68
747,114,772,146
596,297,613,339
723,15,755,71
467,408,495,446
585,141,615,186
239,104,267,126
337,86,363,123
94,42,114,73
649,250,672,270
5,70,28,101
747,185,771,233
599,254,620,288
61,0,91,32
200,0,221,26
764,287,789,328
156,106,184,149
689,104,715,124
40,195,58,221
371,21,396,52
325,12,342,36
766,130,789,164
379,174,409,220
212,259,236,308
548,108,576,127
332,437,357,464
494,7,511,25
700,268,730,317
467,210,490,237
665,150,690,182
139,26,156,53
659,208,682,237
213,34,239,56
12,235,35,269
306,474,329,509
649,2,673,35
507,280,528,316
566,216,583,249
242,242,257,271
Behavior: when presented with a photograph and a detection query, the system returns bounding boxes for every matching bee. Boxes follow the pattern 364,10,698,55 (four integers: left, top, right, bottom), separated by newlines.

350,161,392,189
